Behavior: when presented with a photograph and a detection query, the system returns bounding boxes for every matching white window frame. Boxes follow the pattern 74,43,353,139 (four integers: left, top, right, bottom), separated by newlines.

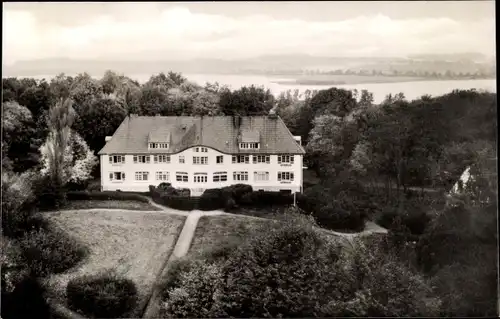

194,173,208,183
179,155,185,164
213,171,228,182
193,156,208,165
254,171,270,182
233,171,249,181
153,154,171,164
155,171,170,181
232,155,250,164
200,147,208,153
194,147,199,152
133,155,150,164
278,172,294,182
109,155,125,164
278,155,294,165
176,172,188,182
135,171,149,181
253,155,270,164
216,155,224,164
149,143,169,149
109,172,125,181
239,142,260,149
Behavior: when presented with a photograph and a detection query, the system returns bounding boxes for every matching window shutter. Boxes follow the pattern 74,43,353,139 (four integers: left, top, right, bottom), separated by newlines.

278,156,282,164
133,156,137,163
122,173,125,180
291,156,294,164
109,173,113,180
291,173,294,180
278,172,281,180
109,156,112,164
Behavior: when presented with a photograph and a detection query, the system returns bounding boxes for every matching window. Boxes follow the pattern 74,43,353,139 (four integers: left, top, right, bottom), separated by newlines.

278,155,294,165
155,171,169,181
149,143,169,149
133,155,150,164
176,172,188,182
239,142,260,149
179,156,185,164
153,155,171,163
213,171,228,182
253,155,270,164
194,173,208,183
109,155,125,164
109,172,125,181
254,171,270,181
193,156,208,165
194,147,199,152
216,155,224,164
232,155,250,164
200,147,208,153
278,172,294,182
135,171,149,181
233,171,249,181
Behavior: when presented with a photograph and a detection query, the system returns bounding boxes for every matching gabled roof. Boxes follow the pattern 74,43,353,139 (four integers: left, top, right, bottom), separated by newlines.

98,115,306,155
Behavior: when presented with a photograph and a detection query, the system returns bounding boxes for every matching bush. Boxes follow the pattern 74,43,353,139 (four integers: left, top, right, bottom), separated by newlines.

67,273,138,318
32,175,67,211
161,212,440,318
66,191,149,203
242,191,295,207
222,184,252,203
1,172,38,238
19,225,89,277
156,195,197,211
1,275,51,319
198,189,225,211
298,186,365,232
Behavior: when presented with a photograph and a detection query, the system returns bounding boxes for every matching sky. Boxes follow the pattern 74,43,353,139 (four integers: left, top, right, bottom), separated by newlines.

2,1,496,65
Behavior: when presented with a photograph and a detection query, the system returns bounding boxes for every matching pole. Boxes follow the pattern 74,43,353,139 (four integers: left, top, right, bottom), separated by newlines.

293,191,296,207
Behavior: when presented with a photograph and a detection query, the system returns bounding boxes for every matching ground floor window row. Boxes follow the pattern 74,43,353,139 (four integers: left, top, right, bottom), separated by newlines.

108,171,295,183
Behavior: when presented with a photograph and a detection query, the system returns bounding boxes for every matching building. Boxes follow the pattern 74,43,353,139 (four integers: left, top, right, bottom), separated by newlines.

98,113,306,196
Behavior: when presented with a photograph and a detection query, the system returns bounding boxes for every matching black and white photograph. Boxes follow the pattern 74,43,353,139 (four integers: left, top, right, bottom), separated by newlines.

1,1,497,318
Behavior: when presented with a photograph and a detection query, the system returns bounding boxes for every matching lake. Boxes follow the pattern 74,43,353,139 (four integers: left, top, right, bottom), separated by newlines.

15,73,496,104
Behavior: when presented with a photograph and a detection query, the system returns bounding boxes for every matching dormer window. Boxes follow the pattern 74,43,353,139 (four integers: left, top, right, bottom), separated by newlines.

149,143,169,149
239,142,260,149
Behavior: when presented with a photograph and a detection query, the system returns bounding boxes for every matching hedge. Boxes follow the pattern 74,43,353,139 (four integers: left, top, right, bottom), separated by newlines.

66,191,150,203
67,273,137,318
154,194,198,211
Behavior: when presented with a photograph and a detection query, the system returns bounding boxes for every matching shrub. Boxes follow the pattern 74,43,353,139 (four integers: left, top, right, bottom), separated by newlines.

222,184,252,202
67,273,138,318
19,225,89,277
32,175,67,211
199,189,225,211
242,191,295,207
1,172,37,238
157,195,197,211
2,275,51,319
66,191,149,203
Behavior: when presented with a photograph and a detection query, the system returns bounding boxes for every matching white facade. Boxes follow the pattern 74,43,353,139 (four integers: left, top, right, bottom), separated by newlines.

101,146,303,196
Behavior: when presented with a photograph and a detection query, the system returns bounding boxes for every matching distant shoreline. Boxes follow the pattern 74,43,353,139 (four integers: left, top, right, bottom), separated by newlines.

270,76,496,86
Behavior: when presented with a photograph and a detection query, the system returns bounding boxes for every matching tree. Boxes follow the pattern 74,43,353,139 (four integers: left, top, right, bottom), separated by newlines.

70,73,104,114
219,85,275,116
191,90,221,116
417,151,497,316
39,130,97,188
2,101,41,172
73,97,127,153
40,97,76,206
308,87,357,117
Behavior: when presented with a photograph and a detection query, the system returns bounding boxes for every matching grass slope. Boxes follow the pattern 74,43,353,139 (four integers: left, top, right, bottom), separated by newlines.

43,210,185,316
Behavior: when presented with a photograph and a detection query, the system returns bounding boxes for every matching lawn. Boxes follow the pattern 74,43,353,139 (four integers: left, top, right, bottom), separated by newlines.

42,210,186,317
189,215,271,258
62,200,162,211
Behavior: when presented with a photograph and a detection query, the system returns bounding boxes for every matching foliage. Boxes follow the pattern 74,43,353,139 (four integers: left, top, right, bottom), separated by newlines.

73,97,127,153
39,129,97,187
161,212,439,318
66,272,138,318
18,223,89,277
219,85,275,116
1,275,51,319
416,153,497,316
1,171,37,238
308,87,357,117
66,190,150,202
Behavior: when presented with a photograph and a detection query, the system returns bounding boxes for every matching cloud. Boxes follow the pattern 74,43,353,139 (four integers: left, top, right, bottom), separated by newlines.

2,5,496,64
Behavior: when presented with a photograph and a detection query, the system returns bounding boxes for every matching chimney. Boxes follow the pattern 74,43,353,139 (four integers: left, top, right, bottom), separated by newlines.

268,108,278,119
105,136,112,142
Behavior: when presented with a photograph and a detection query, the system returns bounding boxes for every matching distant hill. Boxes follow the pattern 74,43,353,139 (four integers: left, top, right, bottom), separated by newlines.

2,53,494,78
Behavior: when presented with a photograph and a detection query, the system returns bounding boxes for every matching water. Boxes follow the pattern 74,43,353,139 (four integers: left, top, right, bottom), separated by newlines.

14,73,496,104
